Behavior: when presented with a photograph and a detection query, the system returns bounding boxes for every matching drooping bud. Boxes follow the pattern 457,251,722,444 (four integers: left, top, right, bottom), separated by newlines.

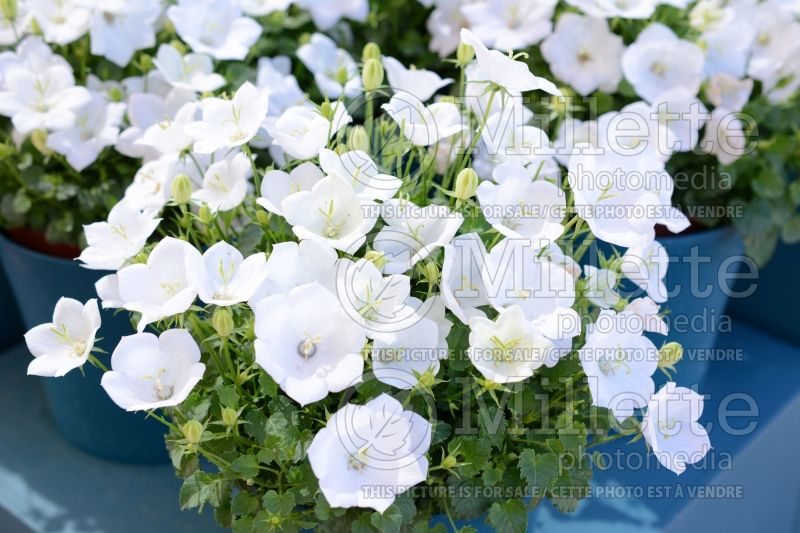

362,58,384,92
221,407,238,427
170,173,192,205
255,210,270,227
212,308,234,338
182,420,203,445
658,342,684,374
362,42,381,62
441,455,459,470
456,42,474,66
349,125,370,153
454,167,479,201
30,130,53,156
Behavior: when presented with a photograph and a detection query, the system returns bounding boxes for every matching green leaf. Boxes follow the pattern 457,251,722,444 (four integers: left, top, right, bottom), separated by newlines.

518,450,559,491
179,471,228,511
231,455,260,479
486,499,528,533
232,491,259,516
218,385,239,409
262,490,295,516
448,436,491,477
782,215,800,244
752,169,785,199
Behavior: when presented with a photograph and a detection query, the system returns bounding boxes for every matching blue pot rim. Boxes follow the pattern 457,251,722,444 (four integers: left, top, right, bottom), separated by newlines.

0,230,83,268
656,224,738,247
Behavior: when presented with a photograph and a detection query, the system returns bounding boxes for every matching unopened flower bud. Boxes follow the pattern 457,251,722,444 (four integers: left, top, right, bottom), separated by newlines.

30,129,53,156
658,342,684,372
198,204,214,225
441,455,459,470
417,369,436,389
170,173,192,205
319,100,333,120
362,42,381,62
422,261,439,284
221,407,238,427
138,53,153,73
456,42,474,66
454,168,479,201
364,250,387,270
256,210,270,226
349,125,370,153
212,308,234,338
182,420,203,444
334,144,348,155
362,58,384,92
1,0,18,21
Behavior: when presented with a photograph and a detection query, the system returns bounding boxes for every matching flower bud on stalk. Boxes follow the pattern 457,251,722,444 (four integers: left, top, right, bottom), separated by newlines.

456,42,475,67
182,420,203,445
30,130,53,156
364,250,387,270
362,58,384,92
454,168,479,201
362,42,381,62
349,125,370,153
212,308,234,338
0,0,17,21
658,342,684,375
221,407,238,427
170,173,192,205
198,204,214,226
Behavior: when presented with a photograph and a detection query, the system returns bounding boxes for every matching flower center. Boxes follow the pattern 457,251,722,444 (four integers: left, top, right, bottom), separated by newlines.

142,368,174,400
346,446,370,471
297,335,322,360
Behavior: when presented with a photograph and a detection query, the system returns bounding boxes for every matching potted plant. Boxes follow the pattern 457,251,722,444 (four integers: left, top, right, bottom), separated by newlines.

398,0,800,384
0,0,382,462
23,28,724,530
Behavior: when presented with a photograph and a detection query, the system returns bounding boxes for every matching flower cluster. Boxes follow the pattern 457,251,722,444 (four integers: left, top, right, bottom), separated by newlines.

23,23,717,530
419,0,800,264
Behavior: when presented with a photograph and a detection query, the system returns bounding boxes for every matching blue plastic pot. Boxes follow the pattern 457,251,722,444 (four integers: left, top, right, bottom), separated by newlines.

0,259,23,350
0,232,168,464
727,241,800,345
654,226,744,386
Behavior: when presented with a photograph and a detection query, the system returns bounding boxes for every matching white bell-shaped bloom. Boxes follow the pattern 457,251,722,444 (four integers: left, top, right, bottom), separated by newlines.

620,239,669,303
46,94,126,171
462,0,556,51
580,309,659,421
441,233,490,324
257,162,325,216
79,201,161,271
621,23,705,102
468,305,553,384
88,0,161,68
704,74,753,114
27,0,91,45
153,44,226,94
282,174,377,253
117,237,203,332
583,265,621,309
382,93,465,147
565,0,657,19
249,240,338,305
541,13,624,96
191,152,251,212
476,162,566,241
187,241,268,306
254,282,367,406
371,316,443,389
373,199,464,274
266,104,351,160
186,82,269,154
567,149,690,248
319,148,402,202
297,33,362,99
256,56,306,116
24,298,101,377
700,108,747,166
296,0,368,30
101,329,205,411
382,56,453,102
167,0,262,60
642,382,711,474
307,393,431,513
460,28,561,95
624,297,669,336
334,258,414,338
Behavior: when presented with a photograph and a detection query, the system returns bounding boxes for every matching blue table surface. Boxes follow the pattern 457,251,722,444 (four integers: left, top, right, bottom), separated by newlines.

1,318,798,533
